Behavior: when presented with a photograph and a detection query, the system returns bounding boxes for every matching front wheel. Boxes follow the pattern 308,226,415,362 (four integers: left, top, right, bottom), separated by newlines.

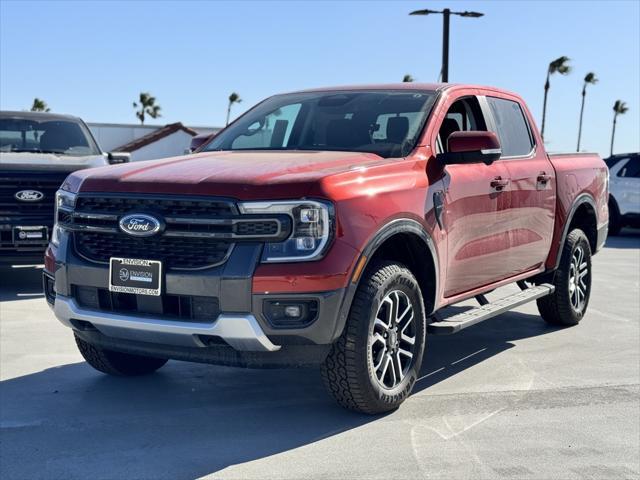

321,261,426,414
537,228,592,326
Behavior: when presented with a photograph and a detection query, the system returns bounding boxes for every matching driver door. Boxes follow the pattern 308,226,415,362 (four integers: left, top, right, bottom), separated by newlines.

437,96,514,297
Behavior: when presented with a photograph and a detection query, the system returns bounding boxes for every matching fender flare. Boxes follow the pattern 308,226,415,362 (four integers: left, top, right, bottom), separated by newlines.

552,193,597,270
330,218,440,340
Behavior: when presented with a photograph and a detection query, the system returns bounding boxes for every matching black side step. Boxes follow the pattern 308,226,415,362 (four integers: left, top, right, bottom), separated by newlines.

428,283,555,335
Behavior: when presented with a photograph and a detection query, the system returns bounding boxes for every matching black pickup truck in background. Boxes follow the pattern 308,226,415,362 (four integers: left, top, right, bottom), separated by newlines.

0,111,129,265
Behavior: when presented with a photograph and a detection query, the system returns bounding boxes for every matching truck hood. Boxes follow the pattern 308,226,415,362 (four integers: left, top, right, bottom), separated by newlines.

0,151,107,172
69,150,386,199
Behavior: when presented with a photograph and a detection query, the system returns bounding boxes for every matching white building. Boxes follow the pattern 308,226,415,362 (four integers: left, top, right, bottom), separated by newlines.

88,122,220,161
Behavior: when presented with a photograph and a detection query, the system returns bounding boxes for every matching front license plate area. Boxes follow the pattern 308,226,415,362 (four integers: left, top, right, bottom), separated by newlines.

109,258,162,296
13,226,48,245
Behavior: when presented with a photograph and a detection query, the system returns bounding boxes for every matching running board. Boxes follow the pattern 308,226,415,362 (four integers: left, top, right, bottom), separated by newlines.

428,284,555,335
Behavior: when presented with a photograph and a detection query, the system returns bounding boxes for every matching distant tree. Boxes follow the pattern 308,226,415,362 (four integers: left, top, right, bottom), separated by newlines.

133,92,162,124
610,100,629,156
402,74,414,82
30,98,50,112
541,56,571,140
226,92,242,126
576,72,598,151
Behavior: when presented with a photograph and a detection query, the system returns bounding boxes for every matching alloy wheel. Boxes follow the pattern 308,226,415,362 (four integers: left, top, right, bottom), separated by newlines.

568,245,589,312
370,290,417,389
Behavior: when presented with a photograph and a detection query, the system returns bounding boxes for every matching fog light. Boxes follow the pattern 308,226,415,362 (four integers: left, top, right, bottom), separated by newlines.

263,300,319,328
284,305,302,318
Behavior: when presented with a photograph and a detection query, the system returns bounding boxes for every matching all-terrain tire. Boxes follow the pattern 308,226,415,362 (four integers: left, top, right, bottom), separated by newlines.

537,229,592,326
75,334,168,376
321,261,427,414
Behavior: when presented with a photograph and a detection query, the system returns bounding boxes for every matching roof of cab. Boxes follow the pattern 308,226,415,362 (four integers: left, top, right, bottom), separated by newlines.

287,83,448,94
0,110,85,122
282,82,520,98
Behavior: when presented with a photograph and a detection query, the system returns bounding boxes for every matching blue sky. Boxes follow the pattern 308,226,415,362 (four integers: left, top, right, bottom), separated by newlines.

1,0,638,157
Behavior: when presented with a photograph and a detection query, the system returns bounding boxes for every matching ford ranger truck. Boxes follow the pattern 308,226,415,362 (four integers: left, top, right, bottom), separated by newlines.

1,111,129,266
44,84,608,414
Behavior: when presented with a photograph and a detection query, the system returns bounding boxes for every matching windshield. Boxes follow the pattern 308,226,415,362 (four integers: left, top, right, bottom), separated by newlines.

203,90,436,158
0,116,101,156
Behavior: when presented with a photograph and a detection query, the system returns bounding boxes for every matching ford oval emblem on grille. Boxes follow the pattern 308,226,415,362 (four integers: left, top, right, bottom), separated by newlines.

119,214,162,237
15,190,44,202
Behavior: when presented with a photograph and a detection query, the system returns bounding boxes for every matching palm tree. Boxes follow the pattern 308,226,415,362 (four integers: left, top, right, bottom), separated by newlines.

133,92,162,124
226,92,242,126
610,100,629,156
30,98,50,112
541,56,571,140
402,74,414,83
576,72,598,151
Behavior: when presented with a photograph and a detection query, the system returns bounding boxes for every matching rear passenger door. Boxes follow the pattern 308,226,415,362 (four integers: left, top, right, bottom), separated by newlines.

485,96,556,276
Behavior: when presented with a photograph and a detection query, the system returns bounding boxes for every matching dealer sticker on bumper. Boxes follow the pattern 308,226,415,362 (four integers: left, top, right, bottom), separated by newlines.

109,258,162,296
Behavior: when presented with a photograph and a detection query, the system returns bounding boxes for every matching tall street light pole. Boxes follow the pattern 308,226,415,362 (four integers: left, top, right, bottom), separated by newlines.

409,8,484,83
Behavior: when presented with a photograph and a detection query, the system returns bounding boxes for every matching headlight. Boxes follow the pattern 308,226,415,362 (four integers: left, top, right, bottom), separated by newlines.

238,200,333,262
51,189,76,247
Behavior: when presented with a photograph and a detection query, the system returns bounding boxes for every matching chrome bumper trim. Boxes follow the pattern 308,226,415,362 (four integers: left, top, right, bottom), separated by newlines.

53,295,280,352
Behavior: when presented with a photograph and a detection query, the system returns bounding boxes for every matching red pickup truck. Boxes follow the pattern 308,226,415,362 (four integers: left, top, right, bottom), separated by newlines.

44,84,608,413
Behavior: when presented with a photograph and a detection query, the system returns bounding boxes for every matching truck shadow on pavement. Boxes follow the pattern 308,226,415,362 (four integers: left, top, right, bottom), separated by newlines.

0,304,562,480
0,265,44,301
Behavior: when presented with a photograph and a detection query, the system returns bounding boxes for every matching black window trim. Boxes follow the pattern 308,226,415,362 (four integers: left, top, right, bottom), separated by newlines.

482,95,537,160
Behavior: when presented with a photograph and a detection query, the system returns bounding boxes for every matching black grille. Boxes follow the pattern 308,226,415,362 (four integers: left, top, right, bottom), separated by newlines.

75,232,232,269
67,195,290,270
73,285,220,322
0,170,68,219
75,196,235,217
235,220,279,236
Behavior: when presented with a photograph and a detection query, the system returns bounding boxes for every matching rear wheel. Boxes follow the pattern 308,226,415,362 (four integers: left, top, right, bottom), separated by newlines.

75,334,168,376
537,229,592,326
321,261,426,414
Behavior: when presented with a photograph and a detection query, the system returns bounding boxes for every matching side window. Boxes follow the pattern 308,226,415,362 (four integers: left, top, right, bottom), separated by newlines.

618,158,640,178
231,103,301,149
486,97,533,157
436,97,488,153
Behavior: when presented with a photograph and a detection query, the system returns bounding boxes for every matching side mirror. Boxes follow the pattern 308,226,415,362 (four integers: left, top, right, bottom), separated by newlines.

437,131,501,165
107,152,131,164
189,133,214,153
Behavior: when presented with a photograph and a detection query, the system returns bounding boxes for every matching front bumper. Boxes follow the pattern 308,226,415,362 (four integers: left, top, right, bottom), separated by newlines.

54,294,279,351
46,229,351,363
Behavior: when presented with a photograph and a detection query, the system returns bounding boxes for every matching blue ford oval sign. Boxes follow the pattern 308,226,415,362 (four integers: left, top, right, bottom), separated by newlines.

119,214,162,237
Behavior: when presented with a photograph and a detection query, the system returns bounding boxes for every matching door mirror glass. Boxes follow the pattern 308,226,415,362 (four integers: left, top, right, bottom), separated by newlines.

437,131,501,165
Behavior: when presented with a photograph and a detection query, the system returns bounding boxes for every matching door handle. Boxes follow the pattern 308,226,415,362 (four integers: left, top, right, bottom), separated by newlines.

490,177,510,191
537,172,551,184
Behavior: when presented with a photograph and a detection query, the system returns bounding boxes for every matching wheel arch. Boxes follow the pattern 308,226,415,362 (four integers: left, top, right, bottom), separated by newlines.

332,219,439,341
554,194,598,270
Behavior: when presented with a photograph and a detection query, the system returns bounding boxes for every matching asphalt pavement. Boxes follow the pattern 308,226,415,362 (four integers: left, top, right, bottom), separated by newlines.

1,230,639,480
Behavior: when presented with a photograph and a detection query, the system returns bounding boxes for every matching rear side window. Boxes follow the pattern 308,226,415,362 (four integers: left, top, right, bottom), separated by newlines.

487,97,533,157
618,158,640,178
